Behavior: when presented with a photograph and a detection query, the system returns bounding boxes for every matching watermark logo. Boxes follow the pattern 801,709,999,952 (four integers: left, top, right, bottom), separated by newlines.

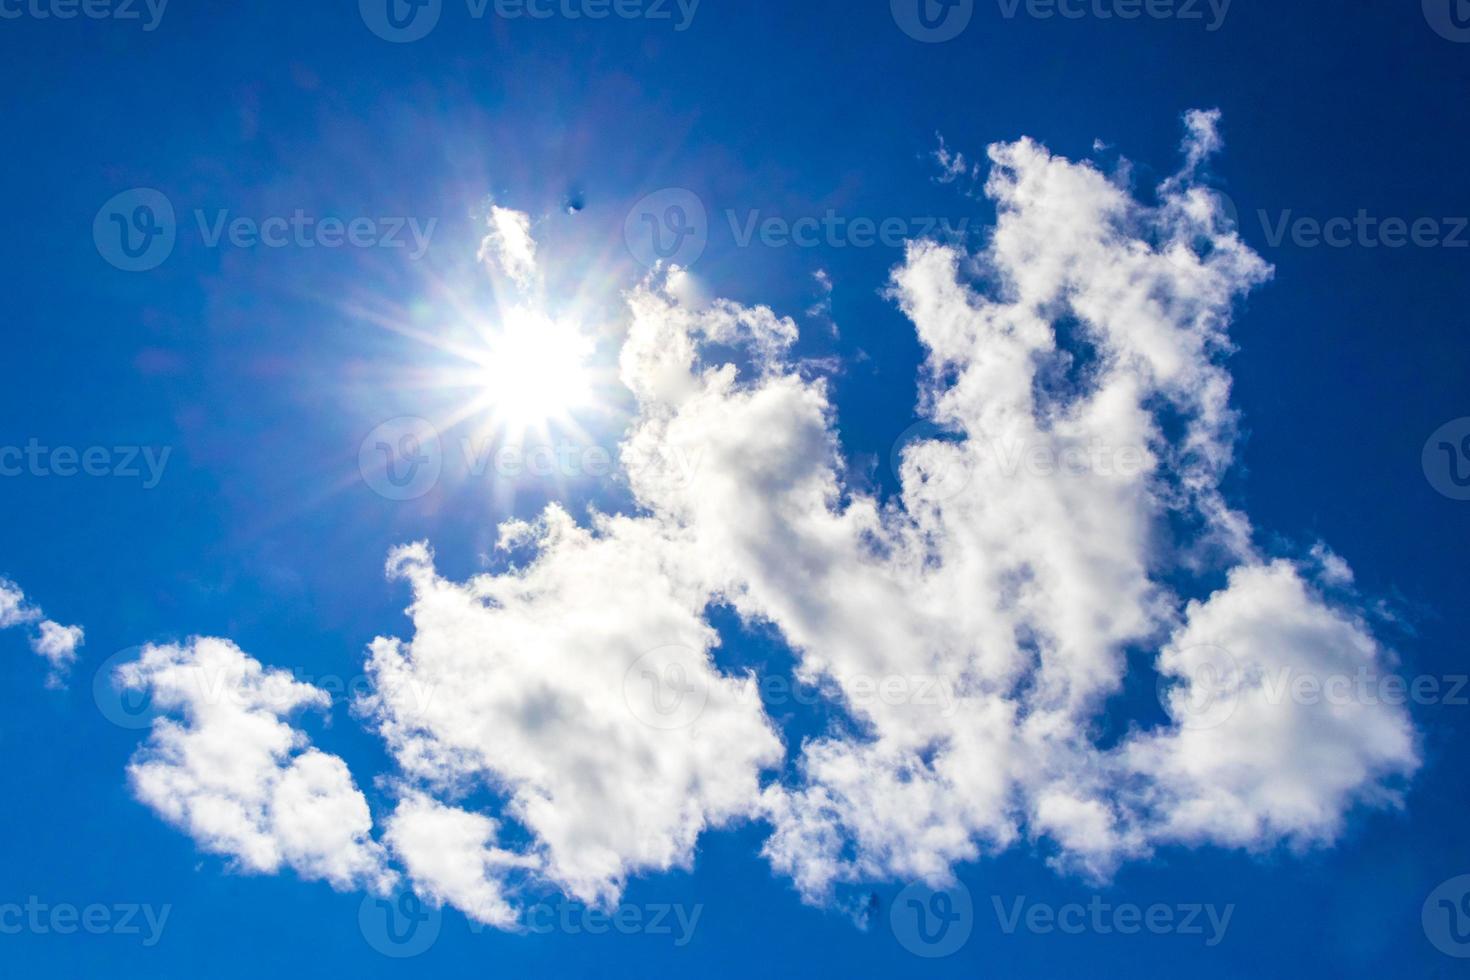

891,881,974,957
892,0,974,42
622,646,709,730
359,887,442,958
891,422,973,502
95,189,437,270
360,417,443,501
1423,875,1470,957
360,0,442,42
94,648,438,728
1156,644,1239,730
625,188,708,269
1424,0,1470,42
92,646,163,731
94,188,176,272
1423,418,1470,501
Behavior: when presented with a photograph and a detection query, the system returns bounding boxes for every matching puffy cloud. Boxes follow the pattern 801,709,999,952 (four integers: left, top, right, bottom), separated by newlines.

359,528,782,913
120,638,392,893
0,576,83,686
124,112,1418,922
605,111,1413,898
1126,561,1418,851
31,620,84,687
0,579,37,629
384,793,538,929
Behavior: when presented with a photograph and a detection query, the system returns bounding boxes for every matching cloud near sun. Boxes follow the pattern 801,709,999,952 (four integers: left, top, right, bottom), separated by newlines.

114,111,1419,926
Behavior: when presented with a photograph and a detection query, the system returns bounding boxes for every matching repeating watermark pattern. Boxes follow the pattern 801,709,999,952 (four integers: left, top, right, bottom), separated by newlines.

360,418,444,502
623,645,962,730
93,646,159,730
623,647,711,730
464,437,702,488
893,0,1230,41
360,0,699,42
469,900,703,944
93,189,176,272
358,890,701,955
992,895,1233,946
1255,669,1470,708
891,881,974,958
359,0,443,42
0,898,171,947
726,210,970,251
891,422,1154,503
1423,875,1470,958
359,420,705,500
995,0,1231,30
624,191,973,269
1160,645,1470,731
1424,0,1470,42
1424,418,1470,501
1196,193,1470,252
625,188,708,269
1156,645,1241,731
892,0,975,42
359,888,442,958
94,189,437,271
0,0,167,30
0,440,171,488
92,646,437,730
1258,210,1470,250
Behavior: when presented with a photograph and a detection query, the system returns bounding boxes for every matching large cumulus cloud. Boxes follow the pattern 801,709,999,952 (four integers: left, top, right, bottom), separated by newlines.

121,111,1420,923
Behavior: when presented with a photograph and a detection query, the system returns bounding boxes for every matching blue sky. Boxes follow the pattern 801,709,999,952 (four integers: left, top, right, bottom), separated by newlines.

2,1,1470,976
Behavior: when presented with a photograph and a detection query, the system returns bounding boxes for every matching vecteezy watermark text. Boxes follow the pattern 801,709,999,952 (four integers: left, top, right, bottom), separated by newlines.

359,418,706,502
623,646,961,731
0,0,167,30
0,898,171,947
1258,210,1470,249
995,0,1230,30
725,210,970,250
991,895,1233,946
360,0,700,43
93,646,438,730
94,188,437,271
0,441,170,489
891,0,1229,42
621,189,974,270
469,900,703,945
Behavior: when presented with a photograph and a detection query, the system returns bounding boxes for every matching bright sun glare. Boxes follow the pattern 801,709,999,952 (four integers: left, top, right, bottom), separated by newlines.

471,307,594,432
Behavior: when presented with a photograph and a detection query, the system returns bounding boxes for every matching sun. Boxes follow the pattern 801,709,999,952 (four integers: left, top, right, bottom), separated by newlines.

469,306,595,434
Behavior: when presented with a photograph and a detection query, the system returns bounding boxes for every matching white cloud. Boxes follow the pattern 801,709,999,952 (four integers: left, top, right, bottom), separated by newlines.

384,792,538,929
120,638,392,893
31,620,84,687
933,132,980,189
605,110,1414,898
0,579,38,629
479,205,539,290
359,529,782,913
122,112,1419,923
0,576,83,686
1126,560,1418,851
